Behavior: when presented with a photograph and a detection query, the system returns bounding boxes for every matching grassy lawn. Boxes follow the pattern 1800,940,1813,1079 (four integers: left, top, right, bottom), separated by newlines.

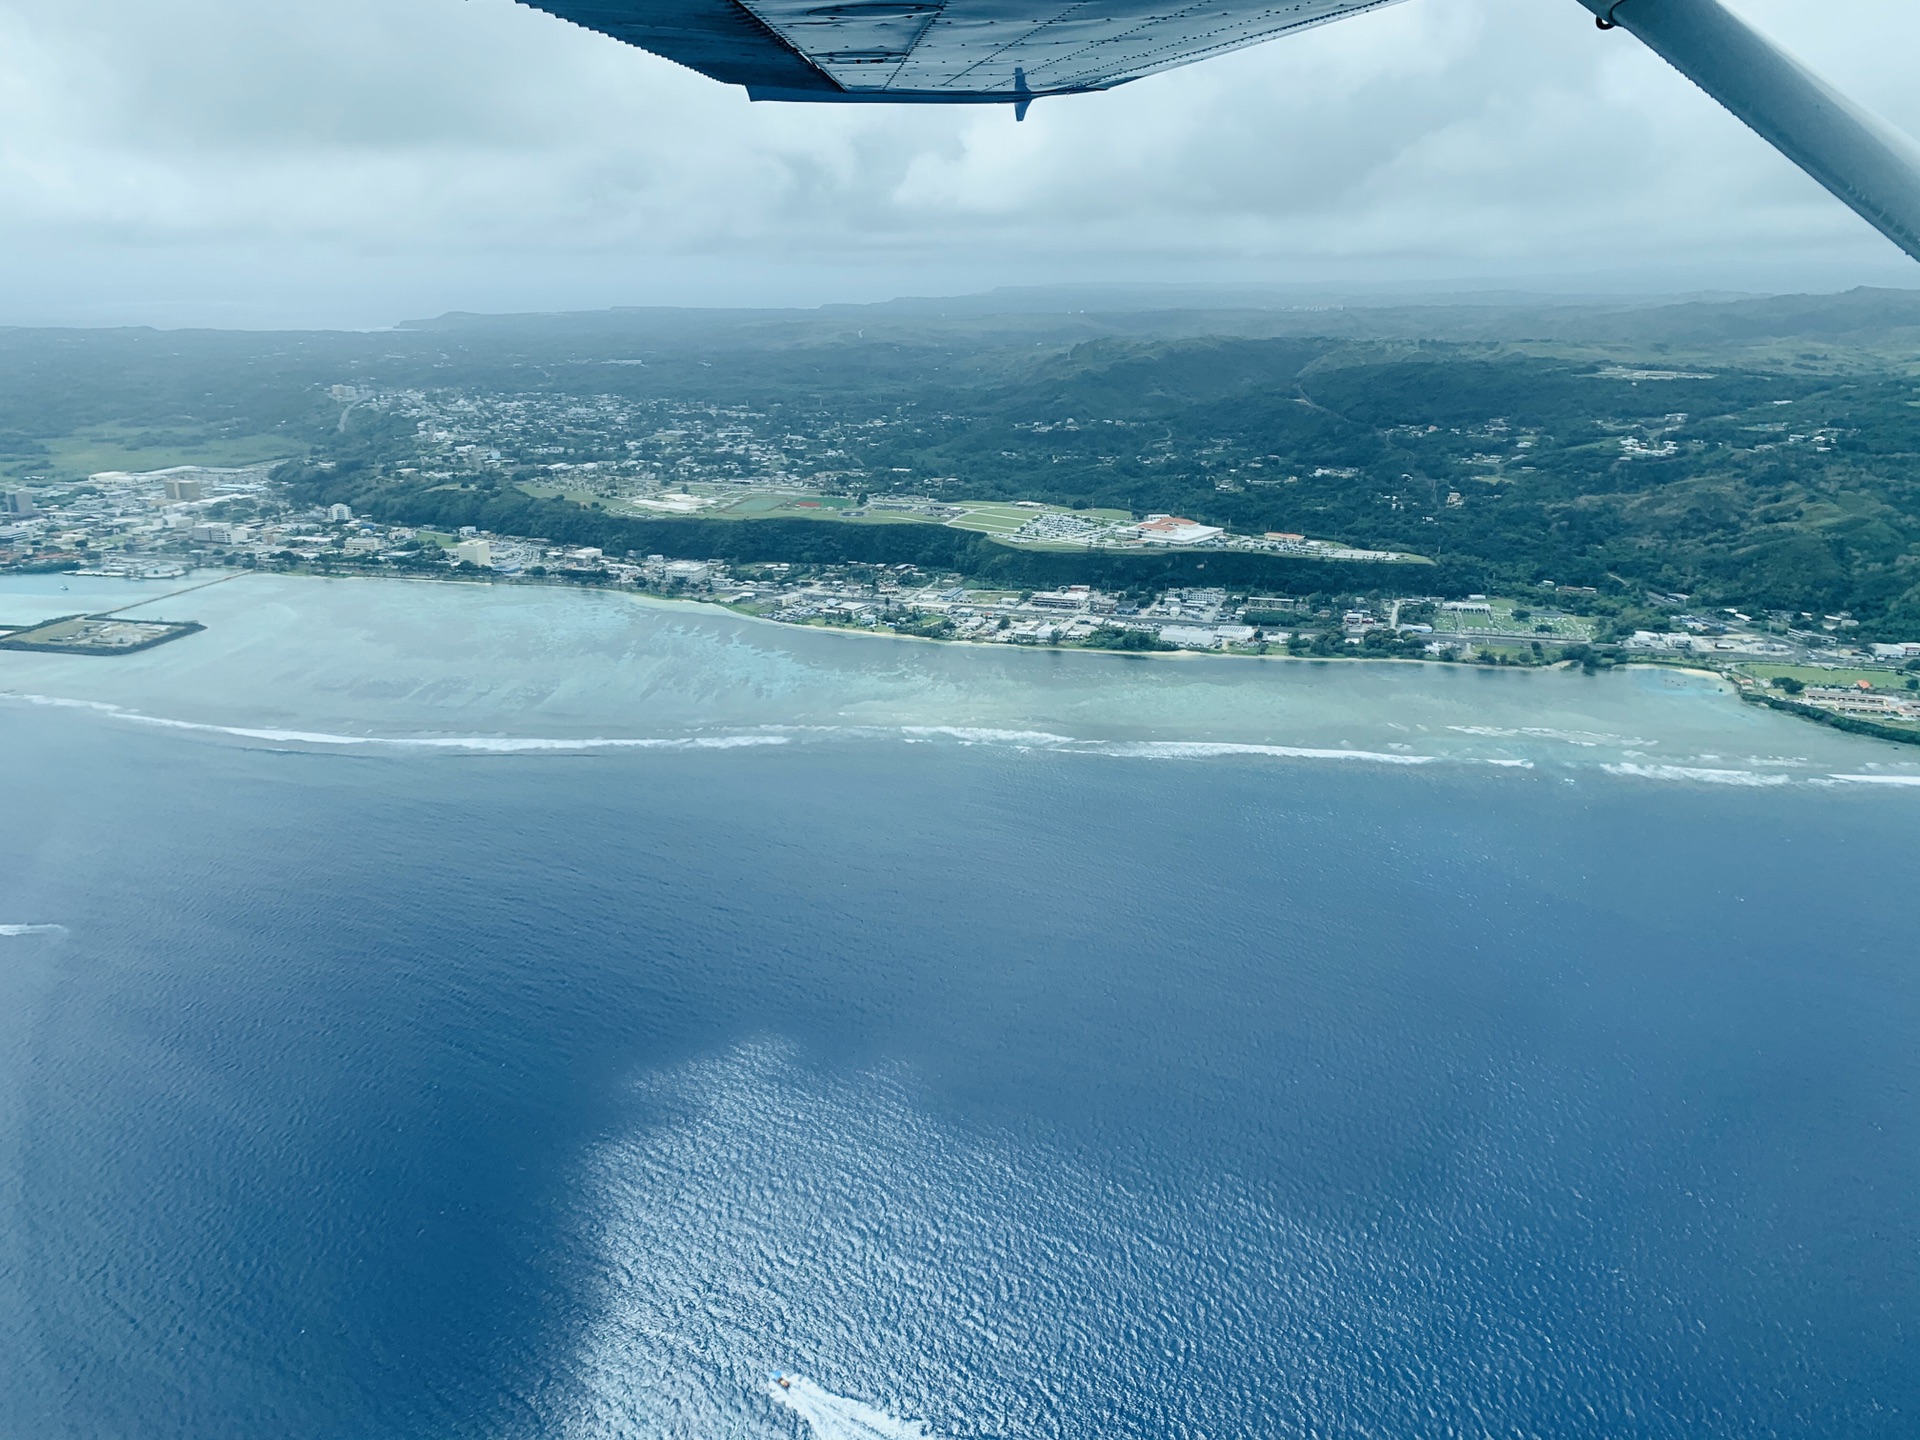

1739,662,1918,691
519,482,608,506
18,427,301,483
942,501,1131,541
622,491,1126,535
706,493,936,525
507,481,1403,564
1466,640,1579,661
714,493,793,517
943,503,1036,535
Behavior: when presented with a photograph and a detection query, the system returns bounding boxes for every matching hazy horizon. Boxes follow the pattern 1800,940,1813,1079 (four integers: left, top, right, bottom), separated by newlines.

2,0,1918,329
5,275,1920,337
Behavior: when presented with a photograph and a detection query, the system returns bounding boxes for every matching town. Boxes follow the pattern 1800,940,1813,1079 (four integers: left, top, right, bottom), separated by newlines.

323,383,1430,563
4,462,1919,738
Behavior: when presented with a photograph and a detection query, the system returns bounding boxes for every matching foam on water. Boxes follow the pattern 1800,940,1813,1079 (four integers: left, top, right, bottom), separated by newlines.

0,695,1500,773
897,726,1081,747
0,924,67,937
3,694,792,753
6,571,1918,792
1451,725,1654,748
7,676,1919,788
1096,739,1436,765
1603,762,1794,787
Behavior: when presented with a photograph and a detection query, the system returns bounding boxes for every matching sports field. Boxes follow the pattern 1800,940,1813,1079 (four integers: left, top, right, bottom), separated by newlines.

1739,662,1919,692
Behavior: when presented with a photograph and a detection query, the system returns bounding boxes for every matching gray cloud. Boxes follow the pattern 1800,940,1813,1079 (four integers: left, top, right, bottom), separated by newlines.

1,0,1916,325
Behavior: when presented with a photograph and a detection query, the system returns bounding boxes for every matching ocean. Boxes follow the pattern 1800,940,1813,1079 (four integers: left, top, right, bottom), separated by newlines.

2,572,1917,1439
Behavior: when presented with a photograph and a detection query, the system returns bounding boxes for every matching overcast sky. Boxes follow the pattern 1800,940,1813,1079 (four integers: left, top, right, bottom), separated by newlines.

1,0,1916,327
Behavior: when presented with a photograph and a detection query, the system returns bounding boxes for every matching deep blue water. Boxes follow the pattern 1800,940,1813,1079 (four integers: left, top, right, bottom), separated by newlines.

3,707,1918,1439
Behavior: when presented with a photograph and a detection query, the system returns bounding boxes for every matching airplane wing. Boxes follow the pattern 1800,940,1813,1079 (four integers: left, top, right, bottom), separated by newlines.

1575,0,1920,263
520,0,1920,264
519,0,1404,103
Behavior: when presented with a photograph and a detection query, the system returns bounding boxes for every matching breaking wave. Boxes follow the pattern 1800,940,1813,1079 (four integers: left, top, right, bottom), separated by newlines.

1096,740,1436,765
897,725,1079,746
4,694,791,753
887,725,1452,766
8,693,1912,787
1603,763,1792,787
0,695,1473,768
0,923,67,938
1451,725,1652,748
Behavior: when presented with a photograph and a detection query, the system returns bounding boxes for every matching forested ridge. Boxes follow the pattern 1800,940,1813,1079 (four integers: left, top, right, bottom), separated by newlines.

9,286,1920,628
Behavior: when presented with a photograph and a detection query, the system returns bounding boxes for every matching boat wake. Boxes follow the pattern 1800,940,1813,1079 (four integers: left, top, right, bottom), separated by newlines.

766,1374,937,1440
0,923,67,938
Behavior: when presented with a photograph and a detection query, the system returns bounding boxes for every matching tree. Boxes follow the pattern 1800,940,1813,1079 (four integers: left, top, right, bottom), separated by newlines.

1083,626,1172,652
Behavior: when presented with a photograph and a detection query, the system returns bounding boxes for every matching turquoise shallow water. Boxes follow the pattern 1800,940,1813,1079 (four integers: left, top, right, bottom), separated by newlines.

2,570,1915,784
3,571,1918,1439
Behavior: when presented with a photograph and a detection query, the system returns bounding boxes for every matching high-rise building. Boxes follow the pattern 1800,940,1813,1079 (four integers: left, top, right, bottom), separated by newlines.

2,490,36,516
164,477,203,502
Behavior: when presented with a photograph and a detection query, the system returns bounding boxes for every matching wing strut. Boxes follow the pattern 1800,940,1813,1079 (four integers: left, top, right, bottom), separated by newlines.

1578,0,1920,261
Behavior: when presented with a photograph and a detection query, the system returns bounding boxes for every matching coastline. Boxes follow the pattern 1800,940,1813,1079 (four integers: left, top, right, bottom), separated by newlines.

12,567,1920,770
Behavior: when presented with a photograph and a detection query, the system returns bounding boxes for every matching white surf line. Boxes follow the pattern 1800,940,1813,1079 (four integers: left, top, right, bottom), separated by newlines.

0,924,67,937
766,1375,936,1440
2,692,789,752
885,727,1452,766
898,725,1080,746
1451,725,1652,748
1096,740,1437,765
115,713,792,752
1828,773,1920,786
1603,762,1791,787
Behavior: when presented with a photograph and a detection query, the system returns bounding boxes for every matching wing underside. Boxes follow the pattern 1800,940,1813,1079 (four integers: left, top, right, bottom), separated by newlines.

521,0,1404,101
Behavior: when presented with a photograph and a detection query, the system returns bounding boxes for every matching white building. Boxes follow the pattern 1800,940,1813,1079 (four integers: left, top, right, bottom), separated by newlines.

453,538,493,567
1029,586,1094,611
1627,631,1694,651
1159,624,1221,649
1802,685,1920,718
327,504,353,523
1133,516,1224,546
